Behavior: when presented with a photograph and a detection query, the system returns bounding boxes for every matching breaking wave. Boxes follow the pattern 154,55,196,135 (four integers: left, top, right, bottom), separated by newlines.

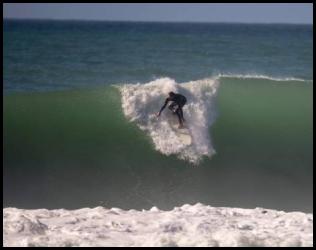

119,77,219,164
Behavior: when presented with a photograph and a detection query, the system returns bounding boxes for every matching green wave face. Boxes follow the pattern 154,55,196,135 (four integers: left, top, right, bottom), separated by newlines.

212,78,313,166
4,87,131,164
3,79,313,212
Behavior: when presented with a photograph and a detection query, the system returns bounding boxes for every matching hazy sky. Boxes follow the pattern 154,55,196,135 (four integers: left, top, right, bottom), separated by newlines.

3,3,313,24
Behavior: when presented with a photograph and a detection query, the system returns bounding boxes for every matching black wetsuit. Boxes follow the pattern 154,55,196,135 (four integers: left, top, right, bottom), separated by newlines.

159,93,187,125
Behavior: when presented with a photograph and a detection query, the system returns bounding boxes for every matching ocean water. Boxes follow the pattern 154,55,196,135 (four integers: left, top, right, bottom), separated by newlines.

3,20,313,213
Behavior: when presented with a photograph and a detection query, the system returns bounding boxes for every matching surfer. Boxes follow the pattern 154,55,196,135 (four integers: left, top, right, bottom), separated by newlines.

157,92,187,128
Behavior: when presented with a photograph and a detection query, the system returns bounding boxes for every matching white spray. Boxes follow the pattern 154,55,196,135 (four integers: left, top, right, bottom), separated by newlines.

119,77,219,164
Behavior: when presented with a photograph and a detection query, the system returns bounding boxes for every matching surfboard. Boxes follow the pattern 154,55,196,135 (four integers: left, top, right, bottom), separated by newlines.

170,123,192,145
167,113,192,145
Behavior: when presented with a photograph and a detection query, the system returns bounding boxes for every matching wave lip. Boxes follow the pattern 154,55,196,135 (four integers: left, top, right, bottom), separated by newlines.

217,73,311,82
3,204,313,247
119,77,219,164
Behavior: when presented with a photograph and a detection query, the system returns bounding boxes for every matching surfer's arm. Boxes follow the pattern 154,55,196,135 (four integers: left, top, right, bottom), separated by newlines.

158,98,170,116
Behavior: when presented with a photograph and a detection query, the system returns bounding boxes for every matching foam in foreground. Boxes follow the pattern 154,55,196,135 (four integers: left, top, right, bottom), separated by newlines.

3,203,313,247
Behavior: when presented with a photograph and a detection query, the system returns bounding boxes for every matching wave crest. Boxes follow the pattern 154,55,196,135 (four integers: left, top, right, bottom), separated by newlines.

217,73,311,82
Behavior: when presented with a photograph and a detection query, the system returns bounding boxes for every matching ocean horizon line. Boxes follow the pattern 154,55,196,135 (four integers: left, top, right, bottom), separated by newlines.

3,17,313,26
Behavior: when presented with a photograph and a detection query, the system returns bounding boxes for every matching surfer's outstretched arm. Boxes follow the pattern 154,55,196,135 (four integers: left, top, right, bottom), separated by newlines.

157,98,170,116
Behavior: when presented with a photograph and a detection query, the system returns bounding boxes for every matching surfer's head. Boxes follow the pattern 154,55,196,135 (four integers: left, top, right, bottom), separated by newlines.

168,91,175,97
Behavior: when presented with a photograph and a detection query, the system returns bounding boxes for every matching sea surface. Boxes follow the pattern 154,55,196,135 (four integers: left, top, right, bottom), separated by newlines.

3,20,313,213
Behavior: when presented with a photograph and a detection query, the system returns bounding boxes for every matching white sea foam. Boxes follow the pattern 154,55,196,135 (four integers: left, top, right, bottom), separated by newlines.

119,77,219,164
3,204,313,247
217,73,311,82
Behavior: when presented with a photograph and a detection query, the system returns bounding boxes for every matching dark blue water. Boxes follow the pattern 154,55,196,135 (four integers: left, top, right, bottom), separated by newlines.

4,20,313,93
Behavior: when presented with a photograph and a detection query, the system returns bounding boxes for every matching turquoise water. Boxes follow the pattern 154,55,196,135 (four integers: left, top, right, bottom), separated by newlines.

3,20,313,212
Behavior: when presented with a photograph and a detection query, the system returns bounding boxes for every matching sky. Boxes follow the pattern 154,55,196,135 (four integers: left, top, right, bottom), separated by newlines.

3,3,313,24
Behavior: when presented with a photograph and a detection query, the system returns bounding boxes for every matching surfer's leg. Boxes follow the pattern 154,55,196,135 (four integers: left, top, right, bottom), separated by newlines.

175,108,184,128
177,102,185,123
179,107,185,122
